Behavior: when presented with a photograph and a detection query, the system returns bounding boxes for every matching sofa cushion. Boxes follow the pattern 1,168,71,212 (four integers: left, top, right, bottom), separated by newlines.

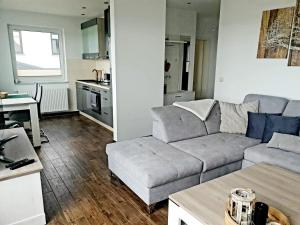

283,100,300,117
106,136,203,188
170,133,260,172
246,112,281,140
219,101,258,134
244,94,288,114
151,106,208,143
244,144,300,173
267,133,300,154
262,115,300,143
205,102,221,135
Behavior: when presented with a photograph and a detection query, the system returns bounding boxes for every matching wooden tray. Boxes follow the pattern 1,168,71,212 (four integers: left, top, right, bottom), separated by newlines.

225,206,290,225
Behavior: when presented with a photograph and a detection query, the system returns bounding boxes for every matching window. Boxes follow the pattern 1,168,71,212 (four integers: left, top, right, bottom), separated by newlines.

8,25,66,83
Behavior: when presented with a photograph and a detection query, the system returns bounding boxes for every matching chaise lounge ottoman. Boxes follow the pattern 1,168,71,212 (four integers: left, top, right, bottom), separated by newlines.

106,136,203,213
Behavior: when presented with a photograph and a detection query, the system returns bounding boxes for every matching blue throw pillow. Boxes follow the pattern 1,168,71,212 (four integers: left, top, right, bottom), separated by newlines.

246,112,281,140
262,115,300,143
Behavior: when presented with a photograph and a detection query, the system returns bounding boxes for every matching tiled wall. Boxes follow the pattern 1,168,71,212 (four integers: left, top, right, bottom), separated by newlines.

95,59,111,74
67,59,96,111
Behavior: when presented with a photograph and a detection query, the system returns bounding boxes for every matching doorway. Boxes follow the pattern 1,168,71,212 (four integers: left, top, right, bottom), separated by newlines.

193,39,215,99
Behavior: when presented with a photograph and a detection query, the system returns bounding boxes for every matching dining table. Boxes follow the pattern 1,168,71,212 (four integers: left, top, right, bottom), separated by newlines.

0,93,41,147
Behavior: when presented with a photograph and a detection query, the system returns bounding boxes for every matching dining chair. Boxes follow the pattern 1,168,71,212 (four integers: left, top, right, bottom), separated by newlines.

8,83,39,123
8,84,49,143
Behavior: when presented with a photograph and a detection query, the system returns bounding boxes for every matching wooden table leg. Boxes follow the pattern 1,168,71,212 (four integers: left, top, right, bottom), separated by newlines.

29,103,41,147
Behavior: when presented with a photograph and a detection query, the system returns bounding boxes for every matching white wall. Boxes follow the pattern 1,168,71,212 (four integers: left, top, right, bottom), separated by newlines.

0,9,96,111
110,0,166,141
166,8,197,92
196,16,219,99
215,0,300,103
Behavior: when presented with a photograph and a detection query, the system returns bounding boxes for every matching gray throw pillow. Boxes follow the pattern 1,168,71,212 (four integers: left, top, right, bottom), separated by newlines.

220,101,259,134
267,132,300,154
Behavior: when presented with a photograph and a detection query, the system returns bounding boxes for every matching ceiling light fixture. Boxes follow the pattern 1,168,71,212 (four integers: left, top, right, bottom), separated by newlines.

187,2,191,5
81,13,86,16
104,1,109,4
82,6,87,9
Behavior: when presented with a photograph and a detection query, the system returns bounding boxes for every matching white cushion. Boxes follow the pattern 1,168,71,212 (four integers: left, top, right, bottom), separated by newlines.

220,101,259,134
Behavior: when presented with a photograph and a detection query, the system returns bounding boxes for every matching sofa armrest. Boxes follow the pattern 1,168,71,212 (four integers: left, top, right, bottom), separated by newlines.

151,105,208,143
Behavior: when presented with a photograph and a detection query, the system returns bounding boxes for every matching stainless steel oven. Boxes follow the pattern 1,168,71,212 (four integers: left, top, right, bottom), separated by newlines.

90,90,101,115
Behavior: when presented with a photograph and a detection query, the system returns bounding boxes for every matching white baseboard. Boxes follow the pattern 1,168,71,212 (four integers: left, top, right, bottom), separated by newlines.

79,111,113,132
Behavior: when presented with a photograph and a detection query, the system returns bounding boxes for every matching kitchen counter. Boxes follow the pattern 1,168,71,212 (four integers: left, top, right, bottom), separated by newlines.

76,80,111,90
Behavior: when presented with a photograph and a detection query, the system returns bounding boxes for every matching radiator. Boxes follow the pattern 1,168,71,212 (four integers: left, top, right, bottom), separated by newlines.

23,87,69,113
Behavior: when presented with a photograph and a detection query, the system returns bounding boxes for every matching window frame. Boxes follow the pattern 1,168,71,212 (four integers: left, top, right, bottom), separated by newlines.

8,24,67,84
51,33,60,55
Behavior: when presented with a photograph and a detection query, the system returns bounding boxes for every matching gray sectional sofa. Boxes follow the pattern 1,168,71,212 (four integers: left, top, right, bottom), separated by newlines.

106,94,300,212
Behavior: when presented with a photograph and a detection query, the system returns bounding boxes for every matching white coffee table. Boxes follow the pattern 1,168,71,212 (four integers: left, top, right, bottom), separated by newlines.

168,163,300,225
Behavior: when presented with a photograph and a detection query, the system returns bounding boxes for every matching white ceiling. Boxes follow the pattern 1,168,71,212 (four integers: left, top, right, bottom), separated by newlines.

0,0,220,18
167,0,220,17
0,0,108,18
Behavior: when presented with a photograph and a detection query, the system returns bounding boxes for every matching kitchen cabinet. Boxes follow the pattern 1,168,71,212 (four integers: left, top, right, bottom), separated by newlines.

76,81,113,127
100,89,113,126
82,25,99,55
76,83,83,111
81,18,108,60
104,7,110,37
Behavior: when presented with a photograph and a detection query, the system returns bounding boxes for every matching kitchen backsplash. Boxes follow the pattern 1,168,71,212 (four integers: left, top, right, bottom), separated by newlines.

95,59,111,74
67,59,96,84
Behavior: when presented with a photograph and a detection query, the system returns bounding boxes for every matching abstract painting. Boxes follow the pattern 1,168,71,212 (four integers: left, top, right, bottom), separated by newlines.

289,0,300,66
257,7,295,59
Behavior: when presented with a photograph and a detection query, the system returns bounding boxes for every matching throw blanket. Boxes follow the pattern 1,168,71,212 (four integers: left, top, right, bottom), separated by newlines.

173,99,216,121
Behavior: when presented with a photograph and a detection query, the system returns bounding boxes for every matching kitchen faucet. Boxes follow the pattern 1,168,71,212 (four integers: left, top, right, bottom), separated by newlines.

92,69,103,82
92,69,99,81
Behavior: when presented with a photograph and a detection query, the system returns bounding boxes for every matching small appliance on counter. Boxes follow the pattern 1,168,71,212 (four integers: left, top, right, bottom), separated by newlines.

102,73,111,84
92,69,111,84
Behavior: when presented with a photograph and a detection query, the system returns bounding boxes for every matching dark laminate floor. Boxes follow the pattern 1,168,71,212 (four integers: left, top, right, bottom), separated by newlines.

38,115,168,225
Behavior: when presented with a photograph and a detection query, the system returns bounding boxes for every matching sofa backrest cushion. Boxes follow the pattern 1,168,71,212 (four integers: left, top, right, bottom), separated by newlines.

151,105,208,143
283,100,300,117
204,102,221,135
267,132,300,154
243,94,288,114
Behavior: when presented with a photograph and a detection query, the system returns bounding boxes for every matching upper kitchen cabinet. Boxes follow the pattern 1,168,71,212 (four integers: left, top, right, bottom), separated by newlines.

104,7,110,37
81,18,108,60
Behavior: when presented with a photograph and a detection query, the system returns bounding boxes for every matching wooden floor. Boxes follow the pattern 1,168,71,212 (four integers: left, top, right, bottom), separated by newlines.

38,115,168,225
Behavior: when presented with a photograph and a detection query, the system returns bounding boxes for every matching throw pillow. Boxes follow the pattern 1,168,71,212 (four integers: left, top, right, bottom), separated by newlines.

262,115,300,143
267,132,300,154
219,101,259,134
246,112,281,140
